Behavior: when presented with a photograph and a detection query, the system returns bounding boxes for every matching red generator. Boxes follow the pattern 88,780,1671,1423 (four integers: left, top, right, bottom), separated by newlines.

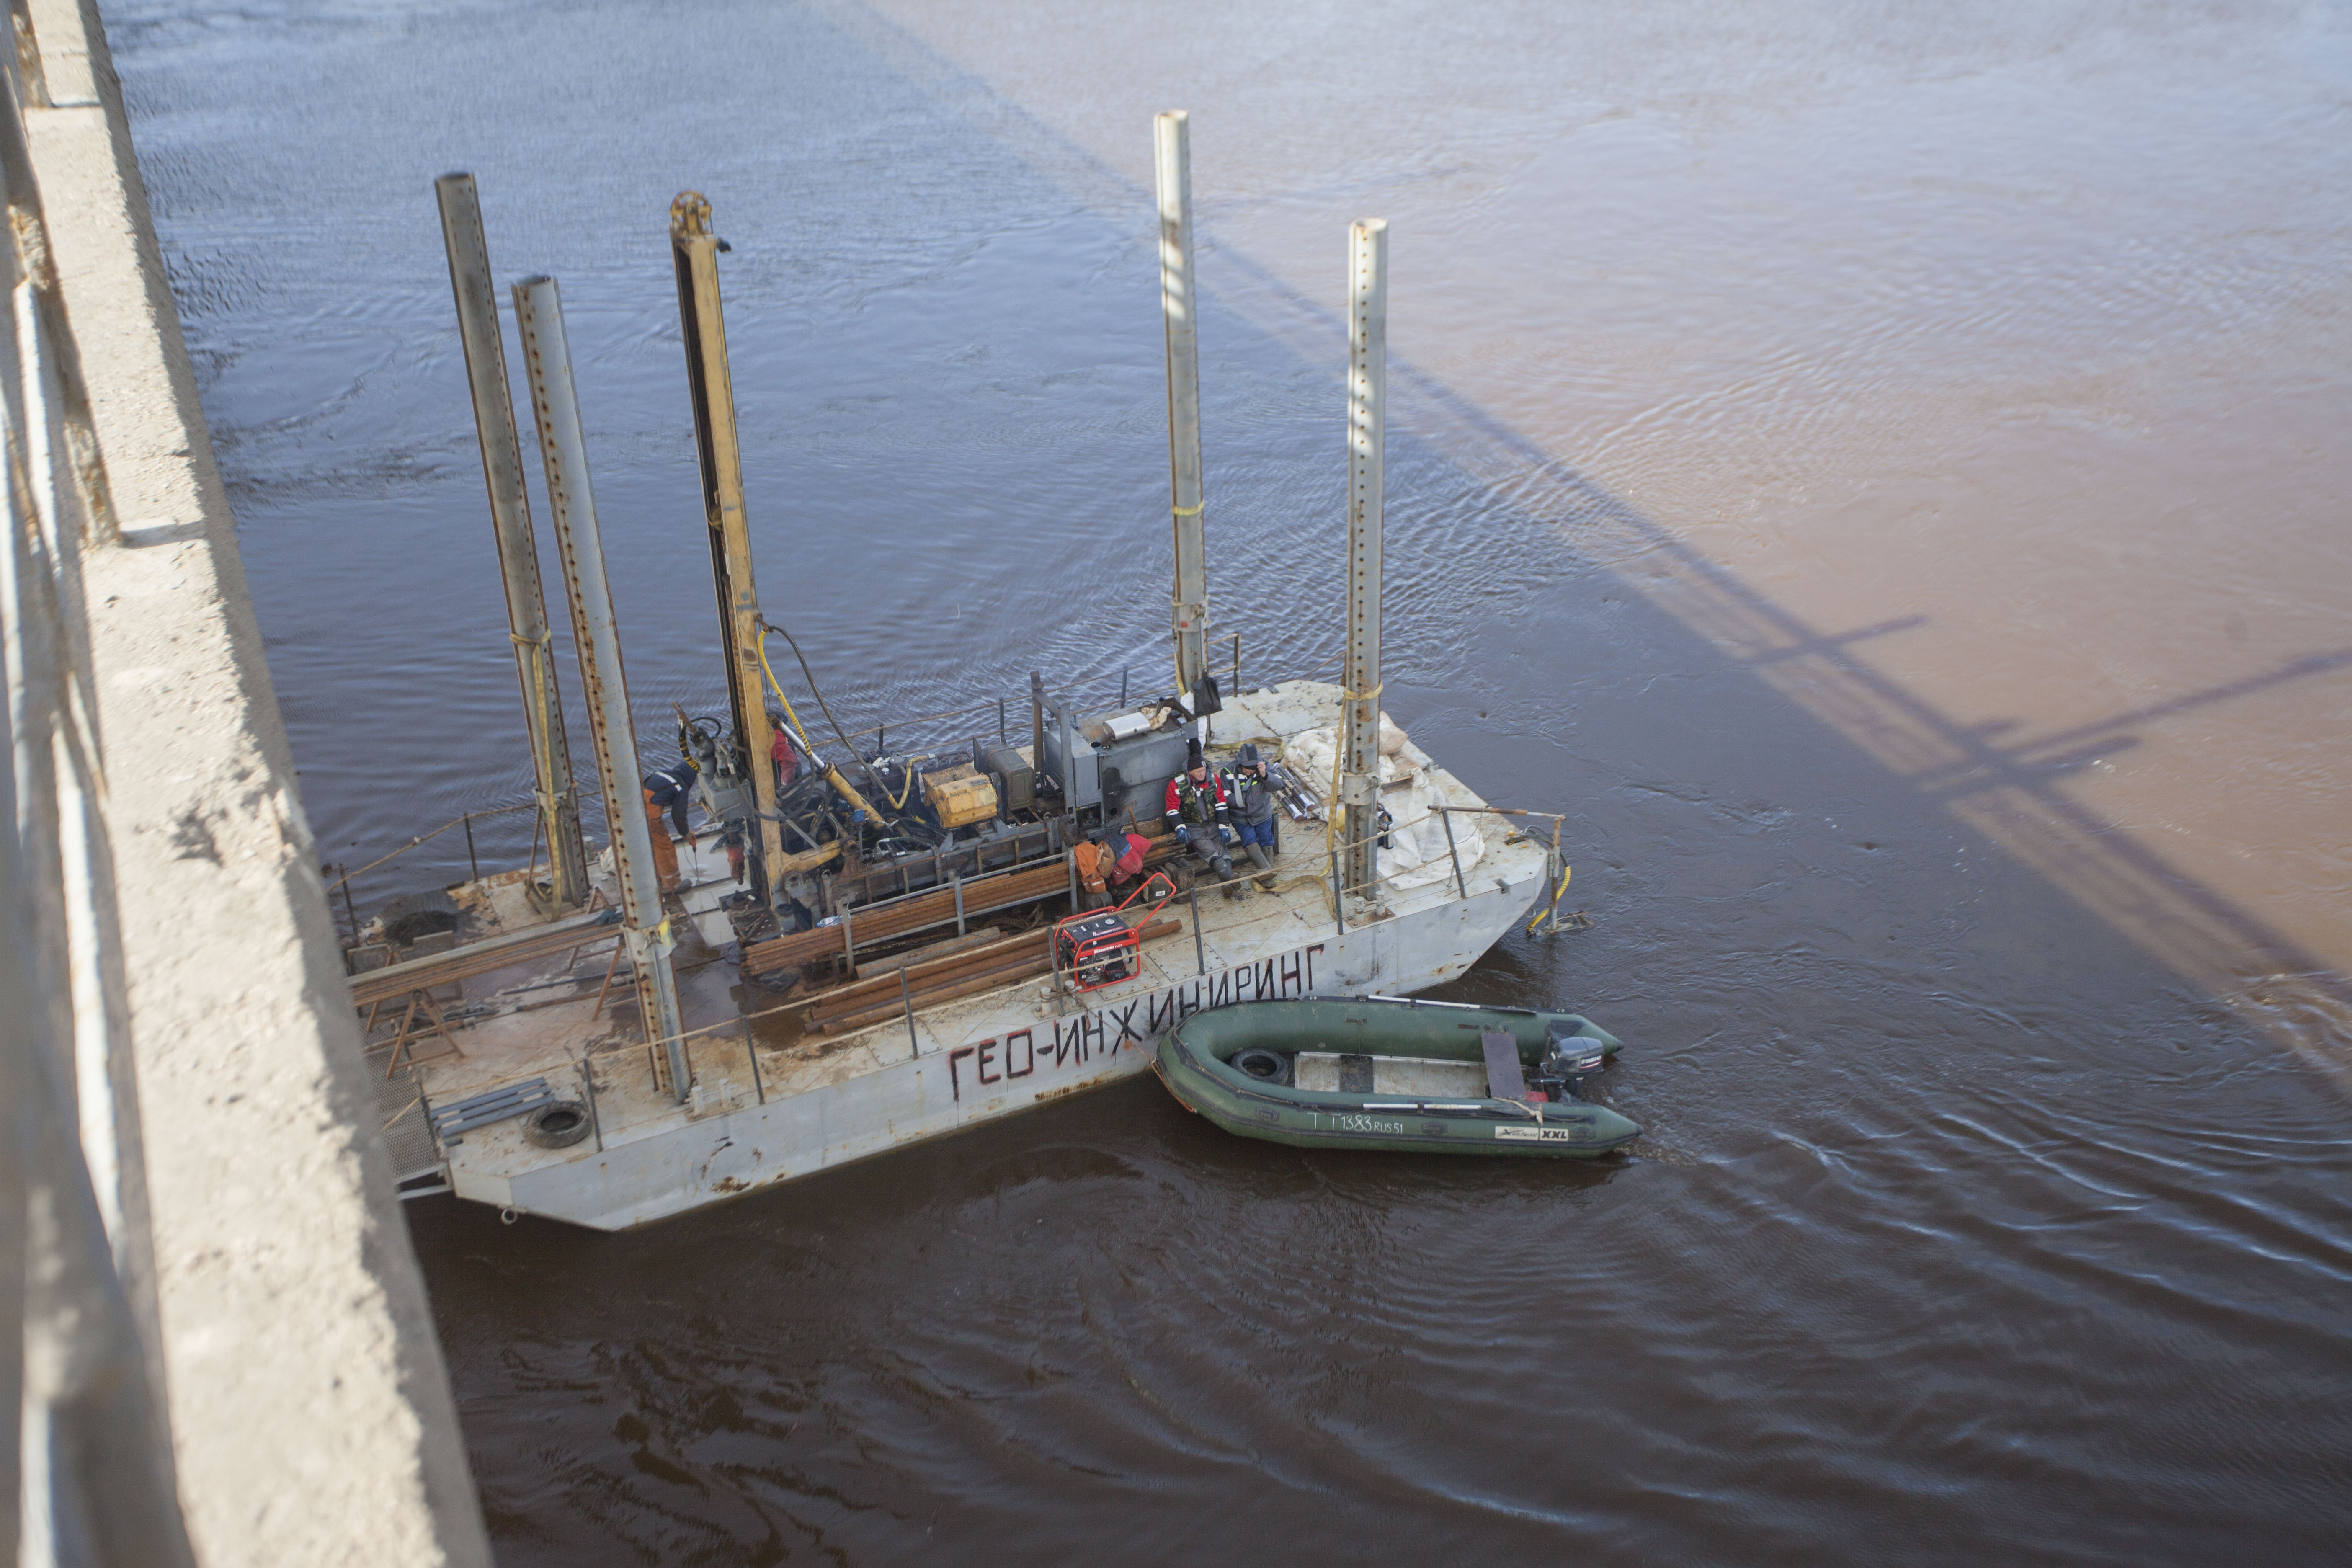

1054,911,1136,993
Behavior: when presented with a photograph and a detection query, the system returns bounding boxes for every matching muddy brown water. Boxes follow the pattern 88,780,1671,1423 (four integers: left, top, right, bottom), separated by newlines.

111,0,2351,1561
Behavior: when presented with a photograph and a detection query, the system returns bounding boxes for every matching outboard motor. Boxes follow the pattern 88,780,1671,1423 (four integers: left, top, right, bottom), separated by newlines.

1534,1021,1607,1101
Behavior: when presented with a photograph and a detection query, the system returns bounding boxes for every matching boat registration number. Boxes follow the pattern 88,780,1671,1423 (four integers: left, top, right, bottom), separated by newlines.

1335,1114,1405,1134
1496,1125,1591,1143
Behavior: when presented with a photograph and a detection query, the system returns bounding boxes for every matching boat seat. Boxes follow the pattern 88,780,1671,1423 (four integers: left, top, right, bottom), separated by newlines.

1293,1052,1485,1096
1481,1031,1528,1101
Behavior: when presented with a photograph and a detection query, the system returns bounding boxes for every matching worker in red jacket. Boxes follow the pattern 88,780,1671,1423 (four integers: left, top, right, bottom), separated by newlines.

766,705,799,790
1163,739,1242,898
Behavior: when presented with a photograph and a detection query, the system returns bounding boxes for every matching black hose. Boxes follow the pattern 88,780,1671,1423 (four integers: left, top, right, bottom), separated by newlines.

758,617,870,781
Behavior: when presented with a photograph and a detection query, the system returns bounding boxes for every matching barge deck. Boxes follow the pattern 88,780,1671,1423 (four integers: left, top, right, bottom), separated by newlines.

387,680,1548,1229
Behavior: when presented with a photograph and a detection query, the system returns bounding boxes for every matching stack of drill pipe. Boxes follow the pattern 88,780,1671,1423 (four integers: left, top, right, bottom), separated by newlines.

808,915,1182,1035
803,927,1054,1032
861,925,1005,974
740,857,1065,977
826,822,1065,908
742,833,1190,979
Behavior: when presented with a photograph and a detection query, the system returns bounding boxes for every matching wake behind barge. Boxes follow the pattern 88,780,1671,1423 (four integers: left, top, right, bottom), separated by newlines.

352,116,1582,1230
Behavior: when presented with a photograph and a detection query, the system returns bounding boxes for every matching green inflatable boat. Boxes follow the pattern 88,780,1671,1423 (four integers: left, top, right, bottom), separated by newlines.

1153,997,1640,1158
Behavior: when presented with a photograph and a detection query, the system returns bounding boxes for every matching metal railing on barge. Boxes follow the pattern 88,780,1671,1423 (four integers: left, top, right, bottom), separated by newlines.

377,796,1584,1192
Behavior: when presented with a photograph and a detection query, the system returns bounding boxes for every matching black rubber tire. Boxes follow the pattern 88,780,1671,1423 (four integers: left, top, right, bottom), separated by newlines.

1232,1047,1290,1086
524,1101,593,1149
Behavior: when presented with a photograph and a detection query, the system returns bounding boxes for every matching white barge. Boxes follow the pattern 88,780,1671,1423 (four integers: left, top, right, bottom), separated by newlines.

355,117,1577,1230
377,682,1550,1230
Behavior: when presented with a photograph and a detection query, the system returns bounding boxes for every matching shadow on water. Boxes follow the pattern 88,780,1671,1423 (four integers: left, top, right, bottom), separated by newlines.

111,0,2352,1563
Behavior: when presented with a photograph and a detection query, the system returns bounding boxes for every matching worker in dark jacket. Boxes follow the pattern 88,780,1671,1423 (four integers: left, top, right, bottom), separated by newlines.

642,756,697,892
1226,742,1284,890
1163,740,1242,897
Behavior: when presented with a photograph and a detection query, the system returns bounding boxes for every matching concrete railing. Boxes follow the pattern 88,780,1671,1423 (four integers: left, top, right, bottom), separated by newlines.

4,0,492,1563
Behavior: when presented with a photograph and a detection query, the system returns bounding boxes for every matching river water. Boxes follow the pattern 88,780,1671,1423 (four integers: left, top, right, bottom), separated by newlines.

108,0,2352,1561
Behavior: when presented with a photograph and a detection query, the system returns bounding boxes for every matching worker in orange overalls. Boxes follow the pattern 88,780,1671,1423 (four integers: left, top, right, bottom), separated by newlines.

1073,833,1114,910
641,756,696,892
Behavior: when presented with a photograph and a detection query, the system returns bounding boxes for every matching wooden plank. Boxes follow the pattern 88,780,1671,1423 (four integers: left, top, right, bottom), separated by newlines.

1480,1031,1527,1101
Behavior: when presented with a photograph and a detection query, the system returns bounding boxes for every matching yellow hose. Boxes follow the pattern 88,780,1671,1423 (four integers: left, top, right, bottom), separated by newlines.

1524,861,1571,936
883,758,927,812
752,633,818,756
752,629,880,822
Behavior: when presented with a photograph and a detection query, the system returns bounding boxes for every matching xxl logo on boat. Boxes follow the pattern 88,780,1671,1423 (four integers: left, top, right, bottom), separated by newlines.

1495,1124,1594,1143
944,942,1327,1101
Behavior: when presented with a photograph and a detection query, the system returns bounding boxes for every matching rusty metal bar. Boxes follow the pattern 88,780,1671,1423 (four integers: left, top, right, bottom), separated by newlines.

816,917,1179,1035
348,907,619,1007
1031,671,1046,775
511,273,689,1100
579,1057,603,1151
669,192,790,918
1550,818,1565,935
1050,917,1065,1015
743,1017,765,1104
1430,804,1568,821
743,859,1074,975
434,172,587,907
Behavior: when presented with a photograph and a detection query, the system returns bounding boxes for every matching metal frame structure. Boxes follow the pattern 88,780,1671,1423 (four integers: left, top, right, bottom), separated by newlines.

433,172,588,908
511,275,691,1100
1340,218,1388,896
1156,110,1210,699
669,192,792,915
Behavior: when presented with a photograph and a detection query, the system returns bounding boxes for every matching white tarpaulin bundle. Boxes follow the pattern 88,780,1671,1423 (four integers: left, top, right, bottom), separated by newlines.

1281,714,1484,895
